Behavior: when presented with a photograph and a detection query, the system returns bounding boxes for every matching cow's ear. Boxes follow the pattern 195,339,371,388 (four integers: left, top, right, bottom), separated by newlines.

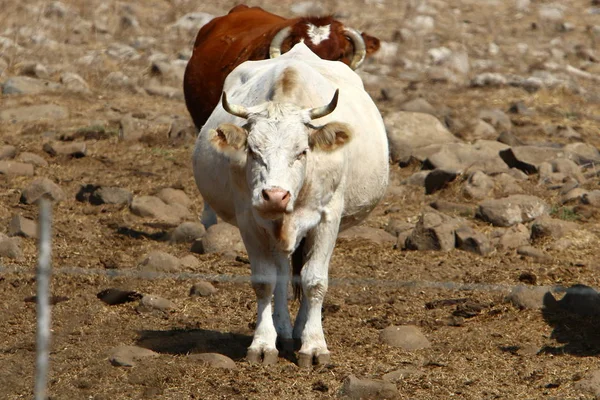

210,123,248,153
309,122,353,152
361,32,380,55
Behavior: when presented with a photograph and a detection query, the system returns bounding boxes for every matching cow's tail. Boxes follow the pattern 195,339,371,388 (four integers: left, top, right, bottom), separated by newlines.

291,238,306,301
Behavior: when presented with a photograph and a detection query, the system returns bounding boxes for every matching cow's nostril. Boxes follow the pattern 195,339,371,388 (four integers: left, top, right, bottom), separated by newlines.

262,189,270,201
282,191,290,201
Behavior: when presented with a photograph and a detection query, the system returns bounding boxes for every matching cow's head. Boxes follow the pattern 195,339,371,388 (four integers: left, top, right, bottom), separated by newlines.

269,17,380,70
209,89,352,220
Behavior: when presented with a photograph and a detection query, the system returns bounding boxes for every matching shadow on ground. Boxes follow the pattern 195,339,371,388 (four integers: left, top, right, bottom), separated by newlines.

540,284,600,356
136,328,300,363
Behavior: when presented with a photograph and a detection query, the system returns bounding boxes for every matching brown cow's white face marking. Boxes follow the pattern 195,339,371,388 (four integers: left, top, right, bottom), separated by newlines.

305,23,331,45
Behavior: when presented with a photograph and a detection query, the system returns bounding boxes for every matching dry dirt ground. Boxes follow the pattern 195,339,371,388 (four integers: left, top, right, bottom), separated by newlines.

1,0,600,399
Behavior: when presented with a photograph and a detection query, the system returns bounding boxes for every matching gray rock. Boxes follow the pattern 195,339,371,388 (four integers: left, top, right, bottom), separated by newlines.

43,141,87,157
108,345,158,367
379,325,431,350
103,71,139,92
517,245,552,263
402,170,430,186
399,98,437,115
499,146,567,174
384,111,460,163
18,62,50,79
167,117,197,145
138,250,181,273
138,294,175,311
470,119,497,140
188,353,236,369
455,226,493,256
0,104,69,123
582,190,600,207
144,85,183,100
157,188,192,208
491,224,530,249
478,109,512,131
425,140,510,174
119,114,146,141
385,219,414,238
338,225,396,246
424,169,457,195
2,76,60,95
564,142,600,166
477,195,548,227
20,178,65,204
430,200,475,217
95,187,133,205
190,281,217,297
575,369,600,398
60,72,90,93
531,216,577,240
191,223,245,254
505,285,551,309
463,170,494,200
382,368,423,382
0,161,34,176
471,72,507,87
338,374,398,400
0,145,16,160
8,215,38,238
17,152,48,167
170,222,205,244
180,254,201,269
130,196,191,225
550,158,585,183
0,236,23,259
497,131,524,147
405,210,465,251
494,173,524,196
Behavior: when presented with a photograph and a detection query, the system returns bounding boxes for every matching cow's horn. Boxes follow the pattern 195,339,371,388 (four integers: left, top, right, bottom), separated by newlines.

344,27,367,70
269,26,292,58
308,89,339,120
222,92,249,119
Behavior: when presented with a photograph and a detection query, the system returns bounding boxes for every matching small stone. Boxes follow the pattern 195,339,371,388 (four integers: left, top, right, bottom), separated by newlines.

157,188,192,208
560,188,588,205
170,221,206,244
379,325,431,350
191,223,245,254
496,131,524,147
76,185,132,206
60,72,90,93
8,215,38,238
2,76,60,95
499,146,566,174
400,98,437,115
138,251,181,273
0,145,16,160
582,190,600,207
338,374,398,400
455,226,493,256
430,200,475,217
190,281,217,297
179,254,201,269
470,119,496,140
478,109,512,131
188,353,236,369
167,117,197,145
531,216,577,240
119,114,145,141
517,245,552,263
0,104,69,123
108,345,158,367
20,178,65,204
138,294,175,312
43,141,86,157
97,288,142,305
0,161,34,176
491,224,530,249
405,210,465,251
130,196,191,225
477,195,548,227
463,170,494,200
382,368,423,382
0,236,23,259
505,285,551,309
424,169,457,195
17,152,48,167
575,370,600,398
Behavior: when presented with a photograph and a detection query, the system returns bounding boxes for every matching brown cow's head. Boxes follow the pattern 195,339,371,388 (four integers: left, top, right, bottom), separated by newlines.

269,16,380,69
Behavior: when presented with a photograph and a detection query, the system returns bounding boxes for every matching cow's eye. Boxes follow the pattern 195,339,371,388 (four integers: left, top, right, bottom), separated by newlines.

296,149,308,160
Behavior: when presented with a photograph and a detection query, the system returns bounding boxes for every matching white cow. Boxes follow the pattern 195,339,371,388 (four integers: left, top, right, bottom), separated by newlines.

192,42,389,366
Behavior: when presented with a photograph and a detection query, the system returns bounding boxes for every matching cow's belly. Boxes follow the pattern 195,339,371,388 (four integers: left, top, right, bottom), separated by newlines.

192,137,239,226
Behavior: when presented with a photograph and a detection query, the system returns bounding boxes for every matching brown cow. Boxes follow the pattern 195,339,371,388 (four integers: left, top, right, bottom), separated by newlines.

183,5,380,129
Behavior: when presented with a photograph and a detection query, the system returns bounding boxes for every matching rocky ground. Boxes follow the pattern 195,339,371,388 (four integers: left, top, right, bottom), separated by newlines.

1,0,600,398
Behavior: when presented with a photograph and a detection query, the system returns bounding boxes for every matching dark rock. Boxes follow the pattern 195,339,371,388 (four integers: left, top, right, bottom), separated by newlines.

424,169,457,194
97,288,143,305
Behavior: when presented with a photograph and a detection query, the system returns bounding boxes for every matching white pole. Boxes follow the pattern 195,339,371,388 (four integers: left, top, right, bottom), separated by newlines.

35,199,52,400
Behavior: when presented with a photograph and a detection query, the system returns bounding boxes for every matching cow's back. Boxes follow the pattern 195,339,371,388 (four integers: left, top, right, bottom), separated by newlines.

184,6,299,129
194,44,388,231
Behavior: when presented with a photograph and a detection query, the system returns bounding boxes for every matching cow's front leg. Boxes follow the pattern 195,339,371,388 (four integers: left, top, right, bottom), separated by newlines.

247,259,279,364
273,254,293,343
293,209,341,367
